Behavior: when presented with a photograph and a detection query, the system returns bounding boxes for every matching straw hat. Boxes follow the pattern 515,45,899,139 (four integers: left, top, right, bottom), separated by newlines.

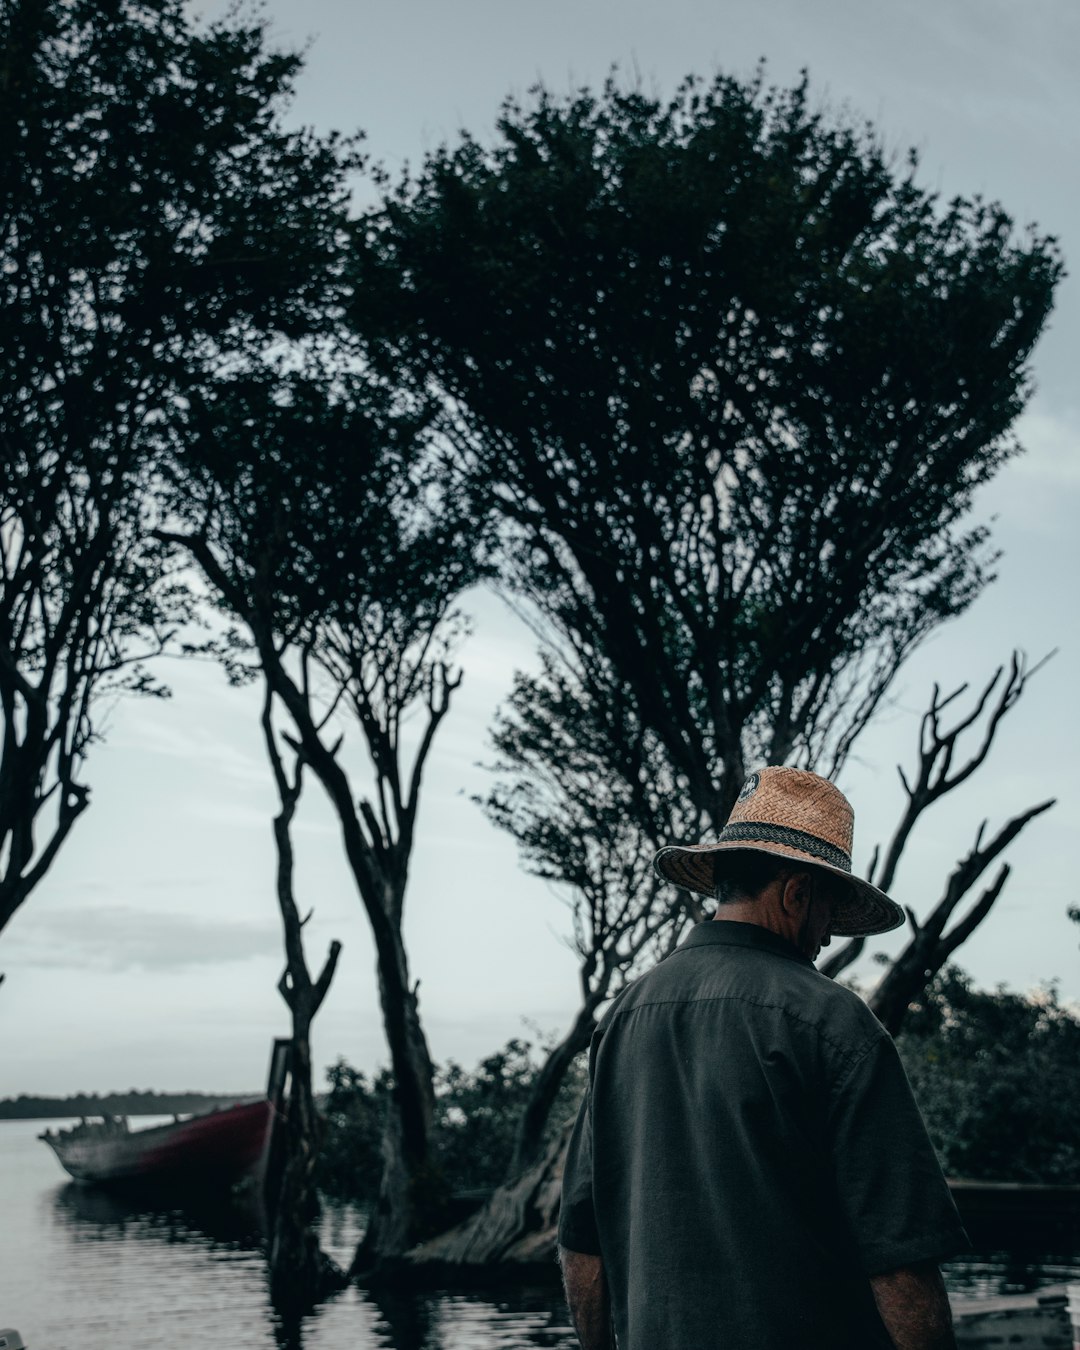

652,766,904,937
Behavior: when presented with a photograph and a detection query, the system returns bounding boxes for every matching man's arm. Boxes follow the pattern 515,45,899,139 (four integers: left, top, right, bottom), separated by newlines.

870,1260,957,1350
559,1246,614,1350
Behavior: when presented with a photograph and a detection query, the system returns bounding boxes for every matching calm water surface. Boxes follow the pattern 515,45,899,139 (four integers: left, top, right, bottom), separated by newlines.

1,1119,576,1349
3,1119,1079,1349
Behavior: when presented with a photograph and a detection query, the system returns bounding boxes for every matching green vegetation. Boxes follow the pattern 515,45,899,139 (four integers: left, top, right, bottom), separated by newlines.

897,968,1080,1183
315,1039,587,1206
314,974,1080,1206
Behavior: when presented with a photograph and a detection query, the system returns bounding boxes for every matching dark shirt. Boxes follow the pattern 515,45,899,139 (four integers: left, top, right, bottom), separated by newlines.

558,921,969,1349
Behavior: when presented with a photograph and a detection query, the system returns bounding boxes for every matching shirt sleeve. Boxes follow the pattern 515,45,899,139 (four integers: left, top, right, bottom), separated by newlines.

828,1033,970,1276
557,1088,602,1255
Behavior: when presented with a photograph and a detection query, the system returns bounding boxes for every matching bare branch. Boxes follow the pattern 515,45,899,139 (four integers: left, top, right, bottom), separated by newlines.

869,798,1055,1034
939,864,1011,961
871,651,1051,895
312,938,343,1014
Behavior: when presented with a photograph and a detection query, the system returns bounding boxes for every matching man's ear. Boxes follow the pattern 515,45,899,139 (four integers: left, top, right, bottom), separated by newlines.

778,870,812,917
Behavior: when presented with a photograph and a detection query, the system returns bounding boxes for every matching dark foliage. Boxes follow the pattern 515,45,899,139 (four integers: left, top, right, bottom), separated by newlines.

0,1090,246,1119
316,1040,587,1205
315,1059,392,1205
0,0,358,943
358,69,1063,827
435,1038,587,1192
897,967,1080,1183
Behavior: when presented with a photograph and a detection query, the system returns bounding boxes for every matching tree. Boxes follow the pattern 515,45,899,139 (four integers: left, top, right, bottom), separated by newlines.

481,655,693,1177
357,69,1063,1267
157,364,486,1265
356,69,1062,828
259,681,343,1309
0,0,356,961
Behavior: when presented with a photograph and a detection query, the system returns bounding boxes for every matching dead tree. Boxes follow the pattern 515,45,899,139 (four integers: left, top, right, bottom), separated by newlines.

821,653,1055,1033
260,685,344,1310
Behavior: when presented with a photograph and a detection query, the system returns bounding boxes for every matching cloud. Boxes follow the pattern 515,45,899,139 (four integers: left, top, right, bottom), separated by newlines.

6,904,281,973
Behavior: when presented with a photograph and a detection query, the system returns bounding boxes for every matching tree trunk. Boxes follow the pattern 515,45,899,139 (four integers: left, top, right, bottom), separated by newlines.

402,1121,573,1273
260,690,344,1308
274,669,441,1263
507,1003,596,1181
373,894,438,1184
268,1019,346,1311
158,531,454,1269
350,892,442,1270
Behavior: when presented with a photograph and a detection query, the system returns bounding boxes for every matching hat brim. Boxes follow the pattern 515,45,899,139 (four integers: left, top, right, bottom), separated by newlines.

653,841,905,938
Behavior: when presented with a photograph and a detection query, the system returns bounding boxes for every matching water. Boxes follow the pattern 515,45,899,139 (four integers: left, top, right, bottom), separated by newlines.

1,1120,576,1349
4,1119,1079,1348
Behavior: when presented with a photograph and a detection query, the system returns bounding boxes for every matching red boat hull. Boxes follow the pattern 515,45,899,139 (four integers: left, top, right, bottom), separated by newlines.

40,1100,275,1188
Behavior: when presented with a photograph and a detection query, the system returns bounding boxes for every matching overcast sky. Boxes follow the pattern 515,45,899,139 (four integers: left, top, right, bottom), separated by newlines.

2,0,1078,1097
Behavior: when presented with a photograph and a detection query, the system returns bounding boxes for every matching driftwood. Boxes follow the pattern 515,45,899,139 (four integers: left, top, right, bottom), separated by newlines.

400,1122,572,1273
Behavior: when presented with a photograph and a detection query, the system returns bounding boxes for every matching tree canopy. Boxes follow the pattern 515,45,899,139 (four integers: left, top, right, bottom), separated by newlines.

0,0,358,942
357,70,1063,826
347,71,1063,1197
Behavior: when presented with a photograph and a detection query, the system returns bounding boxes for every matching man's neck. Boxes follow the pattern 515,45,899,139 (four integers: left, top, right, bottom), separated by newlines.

712,895,812,959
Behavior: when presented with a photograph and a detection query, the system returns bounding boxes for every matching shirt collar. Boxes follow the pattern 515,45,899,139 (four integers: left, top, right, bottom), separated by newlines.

676,919,815,968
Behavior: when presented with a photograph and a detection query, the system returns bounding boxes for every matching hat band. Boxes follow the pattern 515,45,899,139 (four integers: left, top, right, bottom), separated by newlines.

717,821,852,874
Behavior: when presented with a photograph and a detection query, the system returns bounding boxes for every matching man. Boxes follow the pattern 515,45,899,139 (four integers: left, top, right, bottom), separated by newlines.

558,766,967,1350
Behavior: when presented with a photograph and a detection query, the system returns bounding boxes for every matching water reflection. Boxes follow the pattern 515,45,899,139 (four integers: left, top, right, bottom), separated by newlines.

36,1158,1080,1349
52,1177,267,1248
364,1284,576,1350
368,1287,436,1350
41,1177,577,1350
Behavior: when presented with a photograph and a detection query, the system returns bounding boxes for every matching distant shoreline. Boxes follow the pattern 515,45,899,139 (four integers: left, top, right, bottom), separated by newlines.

0,1091,255,1120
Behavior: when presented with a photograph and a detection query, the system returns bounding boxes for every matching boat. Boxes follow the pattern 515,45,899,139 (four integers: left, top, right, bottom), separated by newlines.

39,1039,290,1195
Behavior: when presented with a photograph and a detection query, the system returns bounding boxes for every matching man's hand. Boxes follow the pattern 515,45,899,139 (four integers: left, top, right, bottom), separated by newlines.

870,1260,957,1350
559,1246,614,1350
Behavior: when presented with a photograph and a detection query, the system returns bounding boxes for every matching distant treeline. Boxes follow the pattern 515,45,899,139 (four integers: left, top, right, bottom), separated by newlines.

0,1091,251,1120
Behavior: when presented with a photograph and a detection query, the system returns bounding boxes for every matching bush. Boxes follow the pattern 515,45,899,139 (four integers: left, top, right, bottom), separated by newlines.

315,1038,587,1205
313,1059,392,1204
896,967,1080,1182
